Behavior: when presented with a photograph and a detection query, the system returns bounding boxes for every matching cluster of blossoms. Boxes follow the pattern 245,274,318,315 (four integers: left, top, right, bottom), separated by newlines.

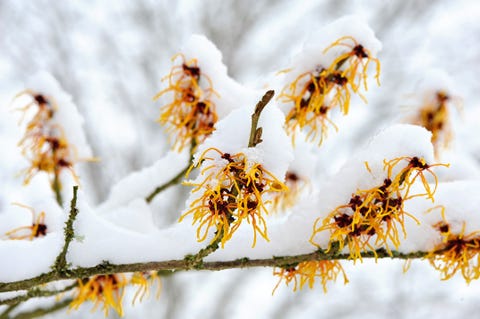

15,90,86,204
273,260,348,293
279,36,380,145
180,147,287,247
411,90,456,155
311,156,448,261
154,54,219,151
427,208,480,283
70,272,160,316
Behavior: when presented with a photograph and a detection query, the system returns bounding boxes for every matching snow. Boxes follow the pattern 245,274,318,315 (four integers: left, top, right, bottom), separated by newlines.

97,150,190,212
1,7,480,319
68,195,205,267
0,232,64,282
193,93,293,178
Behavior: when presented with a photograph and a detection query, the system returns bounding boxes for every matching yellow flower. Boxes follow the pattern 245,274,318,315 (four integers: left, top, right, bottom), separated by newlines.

70,274,127,317
14,90,94,203
154,54,219,151
279,36,380,145
323,36,381,93
180,147,287,247
429,221,480,283
311,156,445,261
5,203,47,240
410,91,459,156
273,260,348,293
279,70,340,145
130,271,162,305
384,156,449,201
272,171,309,211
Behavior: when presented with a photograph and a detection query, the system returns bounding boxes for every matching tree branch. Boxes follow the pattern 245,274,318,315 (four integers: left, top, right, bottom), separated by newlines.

0,247,429,294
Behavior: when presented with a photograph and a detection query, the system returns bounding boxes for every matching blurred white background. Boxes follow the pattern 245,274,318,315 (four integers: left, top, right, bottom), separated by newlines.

1,0,480,318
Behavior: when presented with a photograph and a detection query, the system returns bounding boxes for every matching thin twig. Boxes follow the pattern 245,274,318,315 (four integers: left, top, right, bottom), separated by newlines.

145,142,196,203
52,186,79,276
0,303,20,319
10,298,73,319
146,164,190,203
249,90,274,147
0,282,77,306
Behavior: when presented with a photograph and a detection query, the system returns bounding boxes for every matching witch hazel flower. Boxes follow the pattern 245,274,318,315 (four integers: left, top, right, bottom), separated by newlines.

70,274,127,317
13,72,94,205
273,260,348,293
154,52,219,151
4,203,47,240
180,92,293,247
311,155,447,261
424,205,480,284
130,271,162,305
181,147,287,247
277,16,381,145
154,35,254,152
406,70,461,157
307,124,449,262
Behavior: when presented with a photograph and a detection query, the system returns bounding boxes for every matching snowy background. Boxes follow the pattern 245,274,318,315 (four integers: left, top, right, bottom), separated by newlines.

1,0,480,318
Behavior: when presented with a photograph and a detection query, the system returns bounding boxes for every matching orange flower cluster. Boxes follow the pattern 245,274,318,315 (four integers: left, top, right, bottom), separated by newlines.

4,203,47,240
273,260,348,293
16,90,81,196
312,156,447,261
70,274,127,317
428,211,480,283
154,54,219,151
180,147,287,247
412,91,454,155
70,272,162,316
279,36,380,145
